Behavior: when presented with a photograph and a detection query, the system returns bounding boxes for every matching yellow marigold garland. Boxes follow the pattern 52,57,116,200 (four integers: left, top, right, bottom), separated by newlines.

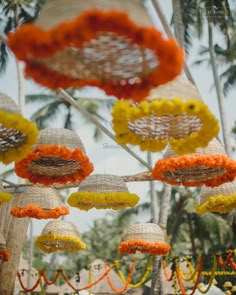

112,97,219,154
0,110,38,164
67,192,139,211
35,234,86,253
196,194,236,214
0,192,11,205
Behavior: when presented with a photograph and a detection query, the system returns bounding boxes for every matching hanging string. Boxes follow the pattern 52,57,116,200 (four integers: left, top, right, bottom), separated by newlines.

105,261,135,294
162,259,175,282
178,257,199,282
39,269,62,285
217,250,233,268
17,271,40,292
115,256,153,288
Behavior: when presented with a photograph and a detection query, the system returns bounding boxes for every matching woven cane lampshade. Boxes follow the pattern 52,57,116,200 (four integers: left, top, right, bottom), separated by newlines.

67,174,139,210
10,187,69,219
152,138,236,187
112,76,219,154
7,0,184,101
119,223,170,255
0,93,38,164
196,180,236,214
0,232,10,261
15,128,94,185
35,220,86,253
0,180,11,205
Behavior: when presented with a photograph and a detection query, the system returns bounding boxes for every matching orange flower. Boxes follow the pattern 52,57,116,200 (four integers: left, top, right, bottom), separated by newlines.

15,145,94,185
119,240,170,256
0,249,10,261
7,9,184,102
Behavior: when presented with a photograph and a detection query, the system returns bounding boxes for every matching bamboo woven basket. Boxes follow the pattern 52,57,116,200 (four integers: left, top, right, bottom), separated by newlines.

0,93,20,114
35,0,154,28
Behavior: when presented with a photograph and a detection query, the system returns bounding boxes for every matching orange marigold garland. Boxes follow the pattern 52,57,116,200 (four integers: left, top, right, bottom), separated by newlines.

14,145,94,185
7,9,184,101
0,249,11,261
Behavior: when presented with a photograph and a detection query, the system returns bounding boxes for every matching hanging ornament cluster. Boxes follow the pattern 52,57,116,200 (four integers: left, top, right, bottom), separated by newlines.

67,174,140,210
15,128,94,185
7,1,184,101
0,180,11,205
0,93,38,165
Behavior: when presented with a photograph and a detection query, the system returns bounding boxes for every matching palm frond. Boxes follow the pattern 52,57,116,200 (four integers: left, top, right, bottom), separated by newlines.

221,64,236,94
25,94,57,103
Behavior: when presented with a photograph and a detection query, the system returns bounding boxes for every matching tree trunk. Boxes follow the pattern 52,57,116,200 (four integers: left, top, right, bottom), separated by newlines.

208,20,233,157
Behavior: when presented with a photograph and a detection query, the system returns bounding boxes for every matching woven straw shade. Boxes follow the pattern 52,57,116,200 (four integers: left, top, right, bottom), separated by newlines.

112,76,219,154
152,138,236,187
0,232,10,261
0,232,6,250
196,180,236,214
35,220,86,253
119,223,170,255
0,93,38,164
8,1,184,101
10,187,69,219
67,174,139,210
15,128,94,185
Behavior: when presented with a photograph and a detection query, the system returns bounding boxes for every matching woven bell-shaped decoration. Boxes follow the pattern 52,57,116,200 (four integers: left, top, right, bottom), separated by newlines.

196,180,236,214
10,186,69,219
0,232,10,261
7,0,184,101
67,174,139,210
0,93,38,164
152,138,236,187
112,76,219,154
119,223,170,255
35,220,86,253
15,128,94,185
0,180,11,205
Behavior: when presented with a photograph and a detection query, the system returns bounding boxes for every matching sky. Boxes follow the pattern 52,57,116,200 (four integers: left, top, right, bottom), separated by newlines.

0,1,236,238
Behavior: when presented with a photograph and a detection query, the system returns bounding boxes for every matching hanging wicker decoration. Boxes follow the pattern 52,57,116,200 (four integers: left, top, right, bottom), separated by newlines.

0,180,11,205
119,223,170,255
0,232,10,262
67,174,139,211
35,220,86,253
152,139,236,187
7,0,184,101
10,187,69,219
14,128,94,186
0,92,38,165
112,76,219,154
196,181,236,214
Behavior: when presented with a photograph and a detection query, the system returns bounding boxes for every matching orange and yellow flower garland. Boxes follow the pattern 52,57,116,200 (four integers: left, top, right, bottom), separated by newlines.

7,9,184,101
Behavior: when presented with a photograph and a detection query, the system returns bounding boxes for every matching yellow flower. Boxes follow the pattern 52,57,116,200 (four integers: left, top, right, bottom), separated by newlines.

196,194,236,214
0,192,11,205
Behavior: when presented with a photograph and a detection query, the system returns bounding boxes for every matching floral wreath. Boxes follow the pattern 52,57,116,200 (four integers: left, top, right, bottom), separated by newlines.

152,154,236,187
0,192,12,205
0,249,11,261
67,192,139,211
10,204,69,219
112,97,219,154
119,240,170,256
0,110,38,165
35,234,86,253
14,145,94,185
196,194,236,214
7,9,184,101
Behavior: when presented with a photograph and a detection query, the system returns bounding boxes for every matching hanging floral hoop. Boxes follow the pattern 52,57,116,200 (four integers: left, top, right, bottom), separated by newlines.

7,9,184,101
0,93,38,165
67,174,139,210
119,223,170,256
152,139,236,187
196,181,236,214
112,97,219,154
14,128,94,185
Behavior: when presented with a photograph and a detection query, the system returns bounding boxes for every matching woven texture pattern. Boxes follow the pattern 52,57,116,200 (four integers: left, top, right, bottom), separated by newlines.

123,223,166,243
35,0,154,28
0,93,20,114
78,174,128,193
41,220,81,237
0,232,6,248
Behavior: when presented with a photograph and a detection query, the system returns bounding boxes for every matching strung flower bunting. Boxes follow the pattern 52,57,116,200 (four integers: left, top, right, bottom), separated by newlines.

196,181,236,214
112,76,219,154
67,174,139,211
7,5,184,101
152,139,236,187
0,180,11,205
10,187,69,219
35,220,86,253
15,128,94,186
0,92,38,165
119,223,170,256
0,232,10,262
